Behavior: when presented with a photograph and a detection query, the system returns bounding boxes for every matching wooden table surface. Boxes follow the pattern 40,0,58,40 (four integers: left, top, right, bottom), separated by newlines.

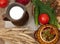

0,0,60,44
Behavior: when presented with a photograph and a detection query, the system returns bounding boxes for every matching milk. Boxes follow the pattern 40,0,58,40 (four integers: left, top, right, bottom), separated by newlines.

9,6,24,20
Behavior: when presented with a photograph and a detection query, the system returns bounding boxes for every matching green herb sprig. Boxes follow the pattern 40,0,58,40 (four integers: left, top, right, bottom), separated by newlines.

32,0,60,28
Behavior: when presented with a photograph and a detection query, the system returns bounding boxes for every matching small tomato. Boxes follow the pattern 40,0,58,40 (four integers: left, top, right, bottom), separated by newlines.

0,0,8,8
16,0,30,5
38,13,49,25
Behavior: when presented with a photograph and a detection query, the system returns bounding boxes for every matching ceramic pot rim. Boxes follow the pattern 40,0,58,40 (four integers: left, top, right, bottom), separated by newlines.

6,3,26,22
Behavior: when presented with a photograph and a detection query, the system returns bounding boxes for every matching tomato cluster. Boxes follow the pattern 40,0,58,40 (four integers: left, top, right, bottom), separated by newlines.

0,0,30,8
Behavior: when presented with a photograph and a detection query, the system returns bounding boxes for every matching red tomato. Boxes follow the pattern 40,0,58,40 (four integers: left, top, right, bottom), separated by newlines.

0,0,8,8
16,0,30,5
38,13,49,25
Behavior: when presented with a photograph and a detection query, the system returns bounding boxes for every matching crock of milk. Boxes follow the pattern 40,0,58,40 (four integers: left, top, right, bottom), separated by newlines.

9,6,24,20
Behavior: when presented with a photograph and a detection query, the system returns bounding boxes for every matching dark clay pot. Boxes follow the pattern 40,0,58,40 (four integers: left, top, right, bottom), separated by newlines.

6,3,29,26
